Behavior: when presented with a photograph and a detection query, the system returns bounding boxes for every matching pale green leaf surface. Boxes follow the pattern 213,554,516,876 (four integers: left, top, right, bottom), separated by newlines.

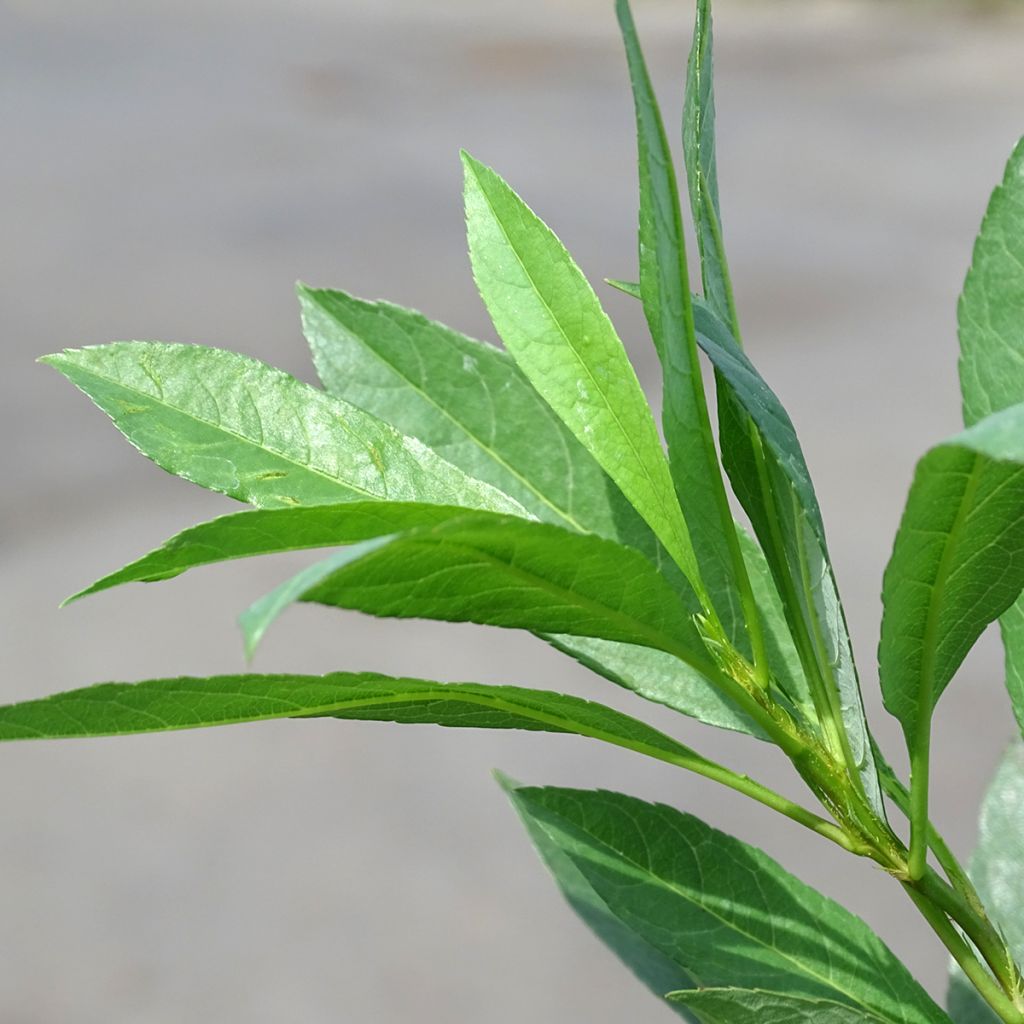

543,633,764,738
42,343,524,515
67,501,474,602
672,988,927,1024
957,138,1024,736
880,404,1024,743
462,152,702,593
501,775,698,1022
298,285,620,535
0,672,696,756
948,741,1024,1024
508,785,949,1024
617,0,741,639
241,514,714,672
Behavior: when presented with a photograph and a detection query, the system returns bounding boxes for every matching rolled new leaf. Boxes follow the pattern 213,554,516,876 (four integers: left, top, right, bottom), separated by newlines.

240,513,714,673
616,0,746,653
504,784,949,1024
957,138,1024,736
462,152,705,602
947,741,1024,1024
693,299,882,814
42,342,524,515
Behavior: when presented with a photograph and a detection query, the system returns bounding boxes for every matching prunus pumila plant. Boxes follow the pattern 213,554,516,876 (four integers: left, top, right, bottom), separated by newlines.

10,2,1024,1020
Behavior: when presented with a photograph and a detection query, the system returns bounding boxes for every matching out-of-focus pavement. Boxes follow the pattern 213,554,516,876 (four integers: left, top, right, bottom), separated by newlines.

3,1,1024,1020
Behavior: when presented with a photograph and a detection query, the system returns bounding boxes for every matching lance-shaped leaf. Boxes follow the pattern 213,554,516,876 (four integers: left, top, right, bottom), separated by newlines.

42,342,523,515
683,0,734,325
499,772,698,1023
240,514,714,675
672,989,941,1024
0,672,701,761
66,501,484,603
616,0,743,641
880,403,1024,748
957,139,1024,736
505,784,949,1024
947,741,1024,1024
462,152,704,599
694,299,881,812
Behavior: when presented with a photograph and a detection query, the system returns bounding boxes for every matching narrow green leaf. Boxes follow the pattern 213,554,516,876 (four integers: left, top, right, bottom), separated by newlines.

880,404,1024,747
500,774,698,1023
0,672,699,758
672,988,928,1024
507,785,949,1024
461,151,704,597
66,501,474,603
617,0,744,647
694,299,882,812
42,343,524,515
241,514,714,672
605,278,641,299
957,138,1024,736
683,0,734,325
947,741,1024,1024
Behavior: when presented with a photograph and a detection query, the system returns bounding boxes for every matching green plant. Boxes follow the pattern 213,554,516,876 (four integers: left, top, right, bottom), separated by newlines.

11,1,1024,1019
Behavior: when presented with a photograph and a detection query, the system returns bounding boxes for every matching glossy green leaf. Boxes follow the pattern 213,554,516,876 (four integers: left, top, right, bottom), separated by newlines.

462,151,704,597
42,343,524,515
500,774,697,1022
947,741,1024,1024
880,404,1024,747
241,514,715,672
66,501,475,603
672,988,928,1024
616,0,742,641
506,785,949,1024
694,299,881,811
0,672,699,758
957,139,1024,736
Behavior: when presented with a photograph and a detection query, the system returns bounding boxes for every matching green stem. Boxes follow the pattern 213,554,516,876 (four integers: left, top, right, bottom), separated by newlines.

908,716,932,881
903,885,1023,1024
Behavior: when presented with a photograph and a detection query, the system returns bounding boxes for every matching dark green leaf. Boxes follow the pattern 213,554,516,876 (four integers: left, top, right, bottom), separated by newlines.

66,501,475,603
462,152,704,596
241,514,715,675
957,138,1024,736
41,343,523,514
500,774,698,1022
0,672,700,757
507,785,949,1024
672,988,927,1024
948,741,1024,1024
693,299,881,811
617,0,743,643
880,404,1024,746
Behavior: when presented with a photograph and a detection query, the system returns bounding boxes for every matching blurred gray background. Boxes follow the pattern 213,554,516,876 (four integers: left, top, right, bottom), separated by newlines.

4,0,1024,1020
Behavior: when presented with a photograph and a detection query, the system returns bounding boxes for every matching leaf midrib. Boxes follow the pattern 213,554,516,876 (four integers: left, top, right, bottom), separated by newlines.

313,298,588,532
554,813,925,1024
467,163,694,579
